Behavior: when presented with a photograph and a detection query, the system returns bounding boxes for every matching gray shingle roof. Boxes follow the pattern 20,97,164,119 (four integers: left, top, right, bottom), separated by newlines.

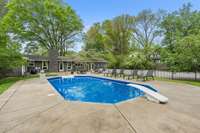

25,55,49,61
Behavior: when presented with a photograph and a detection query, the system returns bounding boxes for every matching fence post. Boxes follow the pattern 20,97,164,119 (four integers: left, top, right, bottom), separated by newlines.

154,70,156,77
195,71,197,81
171,71,174,80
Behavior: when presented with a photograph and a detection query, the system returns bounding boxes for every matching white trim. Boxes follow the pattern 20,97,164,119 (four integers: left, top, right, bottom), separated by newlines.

66,63,72,71
42,61,48,70
29,61,35,67
21,65,25,76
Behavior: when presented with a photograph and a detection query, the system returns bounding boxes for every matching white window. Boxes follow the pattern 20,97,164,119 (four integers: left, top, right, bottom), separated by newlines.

67,63,72,71
29,61,35,67
42,61,48,70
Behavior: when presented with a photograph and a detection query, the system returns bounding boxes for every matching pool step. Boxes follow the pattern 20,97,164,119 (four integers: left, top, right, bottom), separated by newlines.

128,84,168,104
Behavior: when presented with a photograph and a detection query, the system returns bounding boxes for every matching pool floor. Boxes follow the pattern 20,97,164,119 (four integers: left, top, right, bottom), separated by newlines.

48,76,144,104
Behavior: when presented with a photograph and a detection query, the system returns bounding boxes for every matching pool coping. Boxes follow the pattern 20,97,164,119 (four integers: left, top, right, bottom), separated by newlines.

47,74,158,91
46,74,155,105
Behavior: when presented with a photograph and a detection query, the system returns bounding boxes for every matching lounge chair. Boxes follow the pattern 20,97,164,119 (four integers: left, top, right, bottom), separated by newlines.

137,70,154,81
119,69,124,77
123,70,133,80
111,69,117,78
103,69,108,76
103,69,112,76
145,70,154,80
79,69,87,74
98,68,103,73
132,70,138,79
116,69,123,77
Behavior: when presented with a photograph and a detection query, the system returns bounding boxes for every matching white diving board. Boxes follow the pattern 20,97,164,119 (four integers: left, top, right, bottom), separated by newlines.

128,84,168,104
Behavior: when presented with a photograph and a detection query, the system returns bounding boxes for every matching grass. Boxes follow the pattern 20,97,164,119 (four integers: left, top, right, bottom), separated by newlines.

0,75,39,95
155,77,200,87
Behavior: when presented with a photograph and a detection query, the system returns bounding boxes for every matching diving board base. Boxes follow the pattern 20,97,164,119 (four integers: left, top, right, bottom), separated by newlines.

128,84,168,104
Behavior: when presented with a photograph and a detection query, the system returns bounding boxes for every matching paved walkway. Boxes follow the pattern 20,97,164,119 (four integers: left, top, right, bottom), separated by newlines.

0,77,200,133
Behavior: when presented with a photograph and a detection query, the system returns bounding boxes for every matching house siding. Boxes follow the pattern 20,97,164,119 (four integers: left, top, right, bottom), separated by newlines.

25,54,107,73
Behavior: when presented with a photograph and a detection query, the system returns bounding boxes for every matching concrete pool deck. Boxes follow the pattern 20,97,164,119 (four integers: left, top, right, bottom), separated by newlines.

0,77,200,133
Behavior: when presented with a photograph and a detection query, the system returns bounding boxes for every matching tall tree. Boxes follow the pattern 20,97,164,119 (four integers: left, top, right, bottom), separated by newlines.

2,0,83,56
0,0,8,18
161,3,200,71
84,23,105,52
0,2,24,77
102,15,134,67
133,10,163,48
0,33,24,71
103,15,134,55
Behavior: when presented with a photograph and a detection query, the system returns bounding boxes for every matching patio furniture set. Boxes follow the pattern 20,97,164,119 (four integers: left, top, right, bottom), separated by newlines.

102,69,154,81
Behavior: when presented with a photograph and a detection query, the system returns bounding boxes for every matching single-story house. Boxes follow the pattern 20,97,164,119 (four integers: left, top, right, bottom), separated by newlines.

25,55,107,73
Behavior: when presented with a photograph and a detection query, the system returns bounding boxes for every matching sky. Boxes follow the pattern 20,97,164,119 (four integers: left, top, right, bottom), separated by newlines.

64,0,200,51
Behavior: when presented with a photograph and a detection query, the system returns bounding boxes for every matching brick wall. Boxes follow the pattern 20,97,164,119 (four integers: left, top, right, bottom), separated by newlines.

48,49,59,72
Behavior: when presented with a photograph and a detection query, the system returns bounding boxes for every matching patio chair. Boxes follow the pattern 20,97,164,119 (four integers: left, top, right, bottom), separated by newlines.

123,70,133,80
111,69,117,78
116,69,120,77
145,70,154,80
103,69,108,76
93,69,98,73
97,68,103,73
137,70,154,81
103,69,111,76
115,69,123,77
132,70,138,79
118,69,124,77
137,71,145,81
80,69,87,74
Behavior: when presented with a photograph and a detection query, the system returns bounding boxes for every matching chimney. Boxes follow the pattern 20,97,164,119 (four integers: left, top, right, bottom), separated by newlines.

48,49,59,72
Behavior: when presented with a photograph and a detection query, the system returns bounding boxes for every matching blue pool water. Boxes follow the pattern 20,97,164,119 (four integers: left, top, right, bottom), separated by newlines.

48,76,147,104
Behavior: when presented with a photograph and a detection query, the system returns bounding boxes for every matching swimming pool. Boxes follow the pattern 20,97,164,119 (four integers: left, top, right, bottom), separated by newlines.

48,76,156,104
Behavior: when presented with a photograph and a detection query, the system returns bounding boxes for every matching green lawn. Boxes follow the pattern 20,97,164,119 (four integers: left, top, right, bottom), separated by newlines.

0,75,39,95
155,77,200,87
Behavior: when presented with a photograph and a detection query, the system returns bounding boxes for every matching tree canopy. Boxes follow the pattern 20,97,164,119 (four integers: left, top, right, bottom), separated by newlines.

161,3,200,71
83,15,135,68
83,12,160,69
84,23,105,52
1,1,200,73
2,0,83,56
133,9,163,48
0,0,8,18
0,0,24,76
0,0,83,76
83,3,200,71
